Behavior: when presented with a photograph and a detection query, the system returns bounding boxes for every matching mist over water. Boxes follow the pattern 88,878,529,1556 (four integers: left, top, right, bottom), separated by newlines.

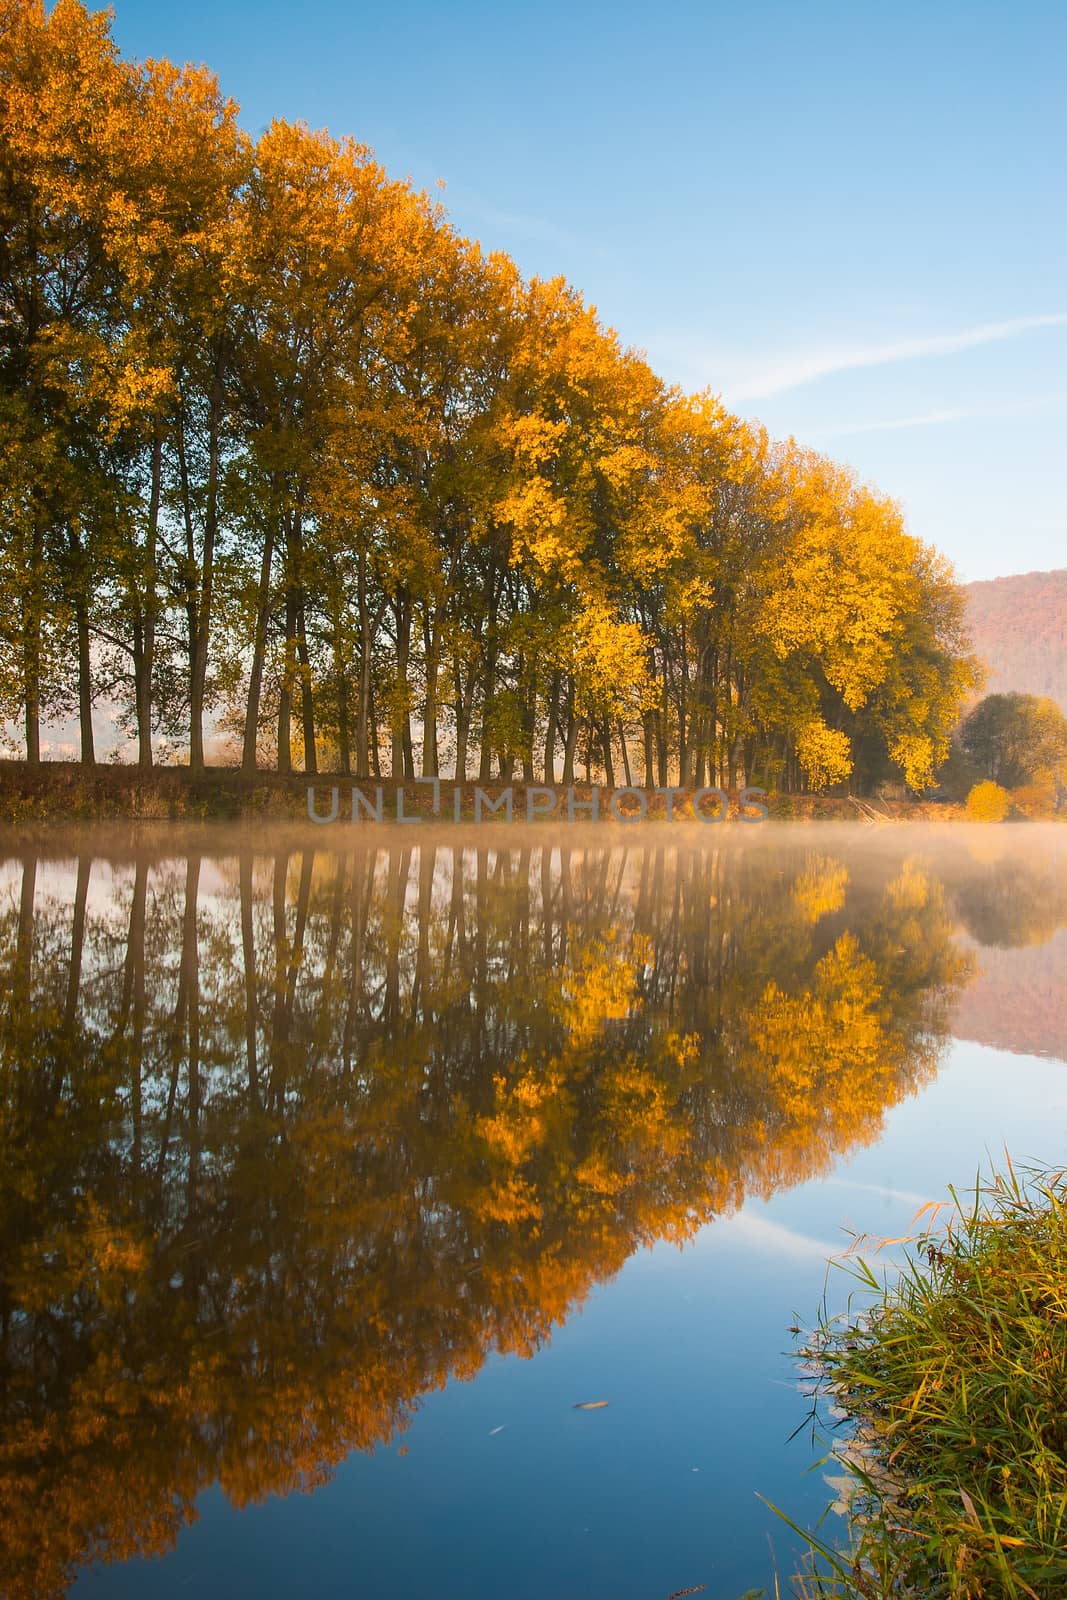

1,823,1065,1600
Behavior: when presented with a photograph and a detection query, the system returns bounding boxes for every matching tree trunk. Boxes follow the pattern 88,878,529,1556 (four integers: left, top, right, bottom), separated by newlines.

23,514,44,768
601,724,615,789
355,549,372,778
477,638,499,782
658,670,670,785
643,708,654,788
391,589,413,781
189,377,222,774
544,670,561,785
296,589,316,774
454,679,470,782
136,433,163,770
277,579,296,776
561,681,579,785
242,515,277,772
369,676,382,778
519,654,536,783
618,720,633,786
23,645,40,766
336,650,352,775
422,610,439,778
67,524,95,766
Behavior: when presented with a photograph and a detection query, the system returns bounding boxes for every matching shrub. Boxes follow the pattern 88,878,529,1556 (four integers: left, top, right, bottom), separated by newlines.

965,779,1010,821
1010,775,1058,819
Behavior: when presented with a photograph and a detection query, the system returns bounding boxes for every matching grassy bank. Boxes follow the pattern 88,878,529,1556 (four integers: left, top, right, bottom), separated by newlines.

0,761,964,825
779,1164,1067,1599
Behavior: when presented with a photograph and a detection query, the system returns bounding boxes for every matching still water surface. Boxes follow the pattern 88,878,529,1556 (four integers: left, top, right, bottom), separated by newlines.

1,823,1065,1600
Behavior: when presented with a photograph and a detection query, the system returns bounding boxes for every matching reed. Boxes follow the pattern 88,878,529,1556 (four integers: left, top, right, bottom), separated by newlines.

771,1160,1067,1598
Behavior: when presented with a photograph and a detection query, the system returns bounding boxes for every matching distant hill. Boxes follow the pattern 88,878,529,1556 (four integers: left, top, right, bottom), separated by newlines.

964,569,1067,711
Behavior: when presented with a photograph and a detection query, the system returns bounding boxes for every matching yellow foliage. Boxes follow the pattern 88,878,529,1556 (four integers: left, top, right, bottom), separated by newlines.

889,731,937,792
883,859,930,913
966,780,1011,822
1009,776,1057,819
791,855,849,922
796,719,853,790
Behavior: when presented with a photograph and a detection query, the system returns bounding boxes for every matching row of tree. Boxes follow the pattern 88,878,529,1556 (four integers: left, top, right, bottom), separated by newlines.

0,0,979,792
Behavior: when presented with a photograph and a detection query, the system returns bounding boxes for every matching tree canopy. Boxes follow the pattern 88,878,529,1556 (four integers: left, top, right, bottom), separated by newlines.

958,692,1067,790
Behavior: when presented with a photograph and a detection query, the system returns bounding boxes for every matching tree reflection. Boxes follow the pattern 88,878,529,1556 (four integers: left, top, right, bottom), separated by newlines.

954,853,1067,949
0,835,992,1597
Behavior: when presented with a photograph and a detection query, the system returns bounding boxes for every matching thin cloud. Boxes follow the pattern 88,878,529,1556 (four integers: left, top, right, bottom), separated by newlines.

731,311,1067,400
813,408,969,437
448,188,592,255
724,1210,840,1261
809,389,1067,440
823,1178,931,1207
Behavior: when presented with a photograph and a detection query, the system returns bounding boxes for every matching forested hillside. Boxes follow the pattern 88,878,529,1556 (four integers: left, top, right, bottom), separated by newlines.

964,571,1067,711
1,0,979,793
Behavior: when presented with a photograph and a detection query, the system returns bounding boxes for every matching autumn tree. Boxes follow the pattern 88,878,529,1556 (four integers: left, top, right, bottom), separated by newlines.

959,692,1067,790
0,0,131,763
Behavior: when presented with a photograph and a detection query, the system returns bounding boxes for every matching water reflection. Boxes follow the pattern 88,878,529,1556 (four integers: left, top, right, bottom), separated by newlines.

0,828,1063,1598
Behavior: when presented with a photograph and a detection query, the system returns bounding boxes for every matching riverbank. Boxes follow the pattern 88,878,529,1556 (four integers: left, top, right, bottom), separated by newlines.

783,1164,1067,1599
0,761,965,824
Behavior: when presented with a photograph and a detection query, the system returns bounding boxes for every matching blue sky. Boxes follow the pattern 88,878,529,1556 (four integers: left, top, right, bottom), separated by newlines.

109,0,1066,583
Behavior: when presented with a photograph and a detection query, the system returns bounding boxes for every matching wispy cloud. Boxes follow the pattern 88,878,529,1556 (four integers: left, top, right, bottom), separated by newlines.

823,1178,931,1207
730,312,1067,400
812,408,970,437
446,187,595,256
808,389,1067,440
724,1211,841,1262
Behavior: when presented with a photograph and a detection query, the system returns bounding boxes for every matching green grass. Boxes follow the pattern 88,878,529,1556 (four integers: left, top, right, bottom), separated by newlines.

773,1161,1067,1599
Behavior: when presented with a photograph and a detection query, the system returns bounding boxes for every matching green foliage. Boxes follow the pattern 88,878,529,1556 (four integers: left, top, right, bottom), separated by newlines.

959,693,1067,791
965,779,1010,821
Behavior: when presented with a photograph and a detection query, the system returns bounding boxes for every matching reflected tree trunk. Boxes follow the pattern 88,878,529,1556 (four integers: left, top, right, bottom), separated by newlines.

183,854,202,1211
240,851,260,1105
64,856,91,1030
